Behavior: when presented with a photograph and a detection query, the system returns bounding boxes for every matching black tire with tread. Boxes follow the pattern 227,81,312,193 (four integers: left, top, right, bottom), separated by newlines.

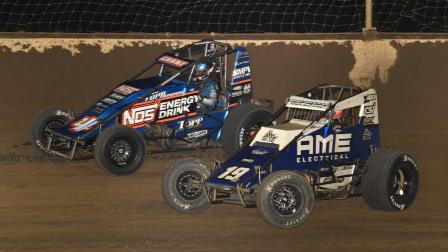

29,107,74,155
257,171,314,229
94,125,146,176
362,148,419,211
221,103,272,156
162,158,212,213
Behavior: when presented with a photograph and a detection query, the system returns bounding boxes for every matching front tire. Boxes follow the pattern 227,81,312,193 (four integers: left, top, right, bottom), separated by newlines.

257,171,314,229
221,103,272,156
94,125,146,176
362,149,419,211
162,158,212,213
29,107,74,155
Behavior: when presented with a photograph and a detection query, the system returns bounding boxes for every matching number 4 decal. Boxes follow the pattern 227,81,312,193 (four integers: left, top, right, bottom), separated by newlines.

217,166,250,181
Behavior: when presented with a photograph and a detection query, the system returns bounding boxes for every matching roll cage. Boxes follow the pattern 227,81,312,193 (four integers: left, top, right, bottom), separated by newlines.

271,84,362,124
129,39,235,95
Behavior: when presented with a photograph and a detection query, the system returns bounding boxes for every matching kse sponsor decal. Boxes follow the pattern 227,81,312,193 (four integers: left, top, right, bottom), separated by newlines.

296,133,352,163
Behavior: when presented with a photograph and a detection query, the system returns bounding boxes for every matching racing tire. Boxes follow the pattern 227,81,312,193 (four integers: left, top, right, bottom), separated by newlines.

221,103,272,156
362,149,419,211
94,125,146,176
162,158,212,213
257,171,314,229
29,107,74,155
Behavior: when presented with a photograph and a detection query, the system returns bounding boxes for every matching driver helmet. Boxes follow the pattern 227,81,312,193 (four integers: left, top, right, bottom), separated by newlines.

318,110,343,125
192,62,214,82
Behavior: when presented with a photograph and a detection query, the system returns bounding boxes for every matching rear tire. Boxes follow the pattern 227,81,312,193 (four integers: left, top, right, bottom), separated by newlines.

94,125,146,176
221,103,272,156
29,107,74,155
162,158,212,213
362,149,419,211
257,171,314,229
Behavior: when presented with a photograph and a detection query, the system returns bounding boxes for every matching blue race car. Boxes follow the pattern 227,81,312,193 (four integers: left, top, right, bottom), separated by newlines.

162,84,419,228
30,39,272,176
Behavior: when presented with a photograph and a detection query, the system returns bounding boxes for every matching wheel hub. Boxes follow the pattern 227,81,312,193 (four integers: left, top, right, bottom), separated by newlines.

109,139,133,165
272,185,301,216
43,118,70,150
176,171,203,200
392,168,408,198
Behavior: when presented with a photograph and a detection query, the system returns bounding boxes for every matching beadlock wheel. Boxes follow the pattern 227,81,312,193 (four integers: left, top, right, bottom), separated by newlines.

176,171,203,200
94,125,146,176
271,184,302,217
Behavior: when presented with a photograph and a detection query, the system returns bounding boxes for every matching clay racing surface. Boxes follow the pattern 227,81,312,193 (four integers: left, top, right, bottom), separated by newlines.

0,42,448,251
1,127,447,252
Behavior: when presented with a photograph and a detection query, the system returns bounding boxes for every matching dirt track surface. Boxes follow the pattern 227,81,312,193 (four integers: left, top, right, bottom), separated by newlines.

1,42,448,251
0,129,447,252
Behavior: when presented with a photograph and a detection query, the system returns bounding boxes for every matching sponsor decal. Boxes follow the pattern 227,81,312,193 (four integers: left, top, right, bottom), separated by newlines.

390,195,405,210
362,93,377,125
364,103,375,114
114,85,140,95
217,166,250,182
179,117,203,129
231,91,243,97
239,50,249,57
109,92,125,100
364,93,377,102
285,208,310,226
148,90,185,101
243,83,252,94
92,107,106,114
241,159,254,163
186,129,208,139
232,66,250,79
362,128,373,140
233,85,242,91
236,51,250,66
363,117,375,125
122,102,158,127
403,154,418,168
148,91,167,100
158,55,190,68
236,59,250,66
296,133,352,163
121,92,200,126
102,97,117,104
69,116,98,132
261,129,278,143
158,94,200,119
252,149,268,155
95,102,109,109
287,97,333,111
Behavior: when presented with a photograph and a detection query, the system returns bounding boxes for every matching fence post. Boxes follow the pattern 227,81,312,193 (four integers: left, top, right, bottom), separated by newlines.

363,0,377,32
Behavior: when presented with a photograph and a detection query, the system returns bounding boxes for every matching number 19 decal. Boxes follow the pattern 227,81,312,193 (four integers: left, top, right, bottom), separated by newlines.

217,166,250,181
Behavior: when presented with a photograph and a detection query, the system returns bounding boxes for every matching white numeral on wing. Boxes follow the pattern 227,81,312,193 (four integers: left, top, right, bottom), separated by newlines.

217,166,250,181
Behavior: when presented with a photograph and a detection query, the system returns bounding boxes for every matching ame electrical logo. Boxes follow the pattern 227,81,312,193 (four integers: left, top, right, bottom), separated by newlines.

296,133,352,163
